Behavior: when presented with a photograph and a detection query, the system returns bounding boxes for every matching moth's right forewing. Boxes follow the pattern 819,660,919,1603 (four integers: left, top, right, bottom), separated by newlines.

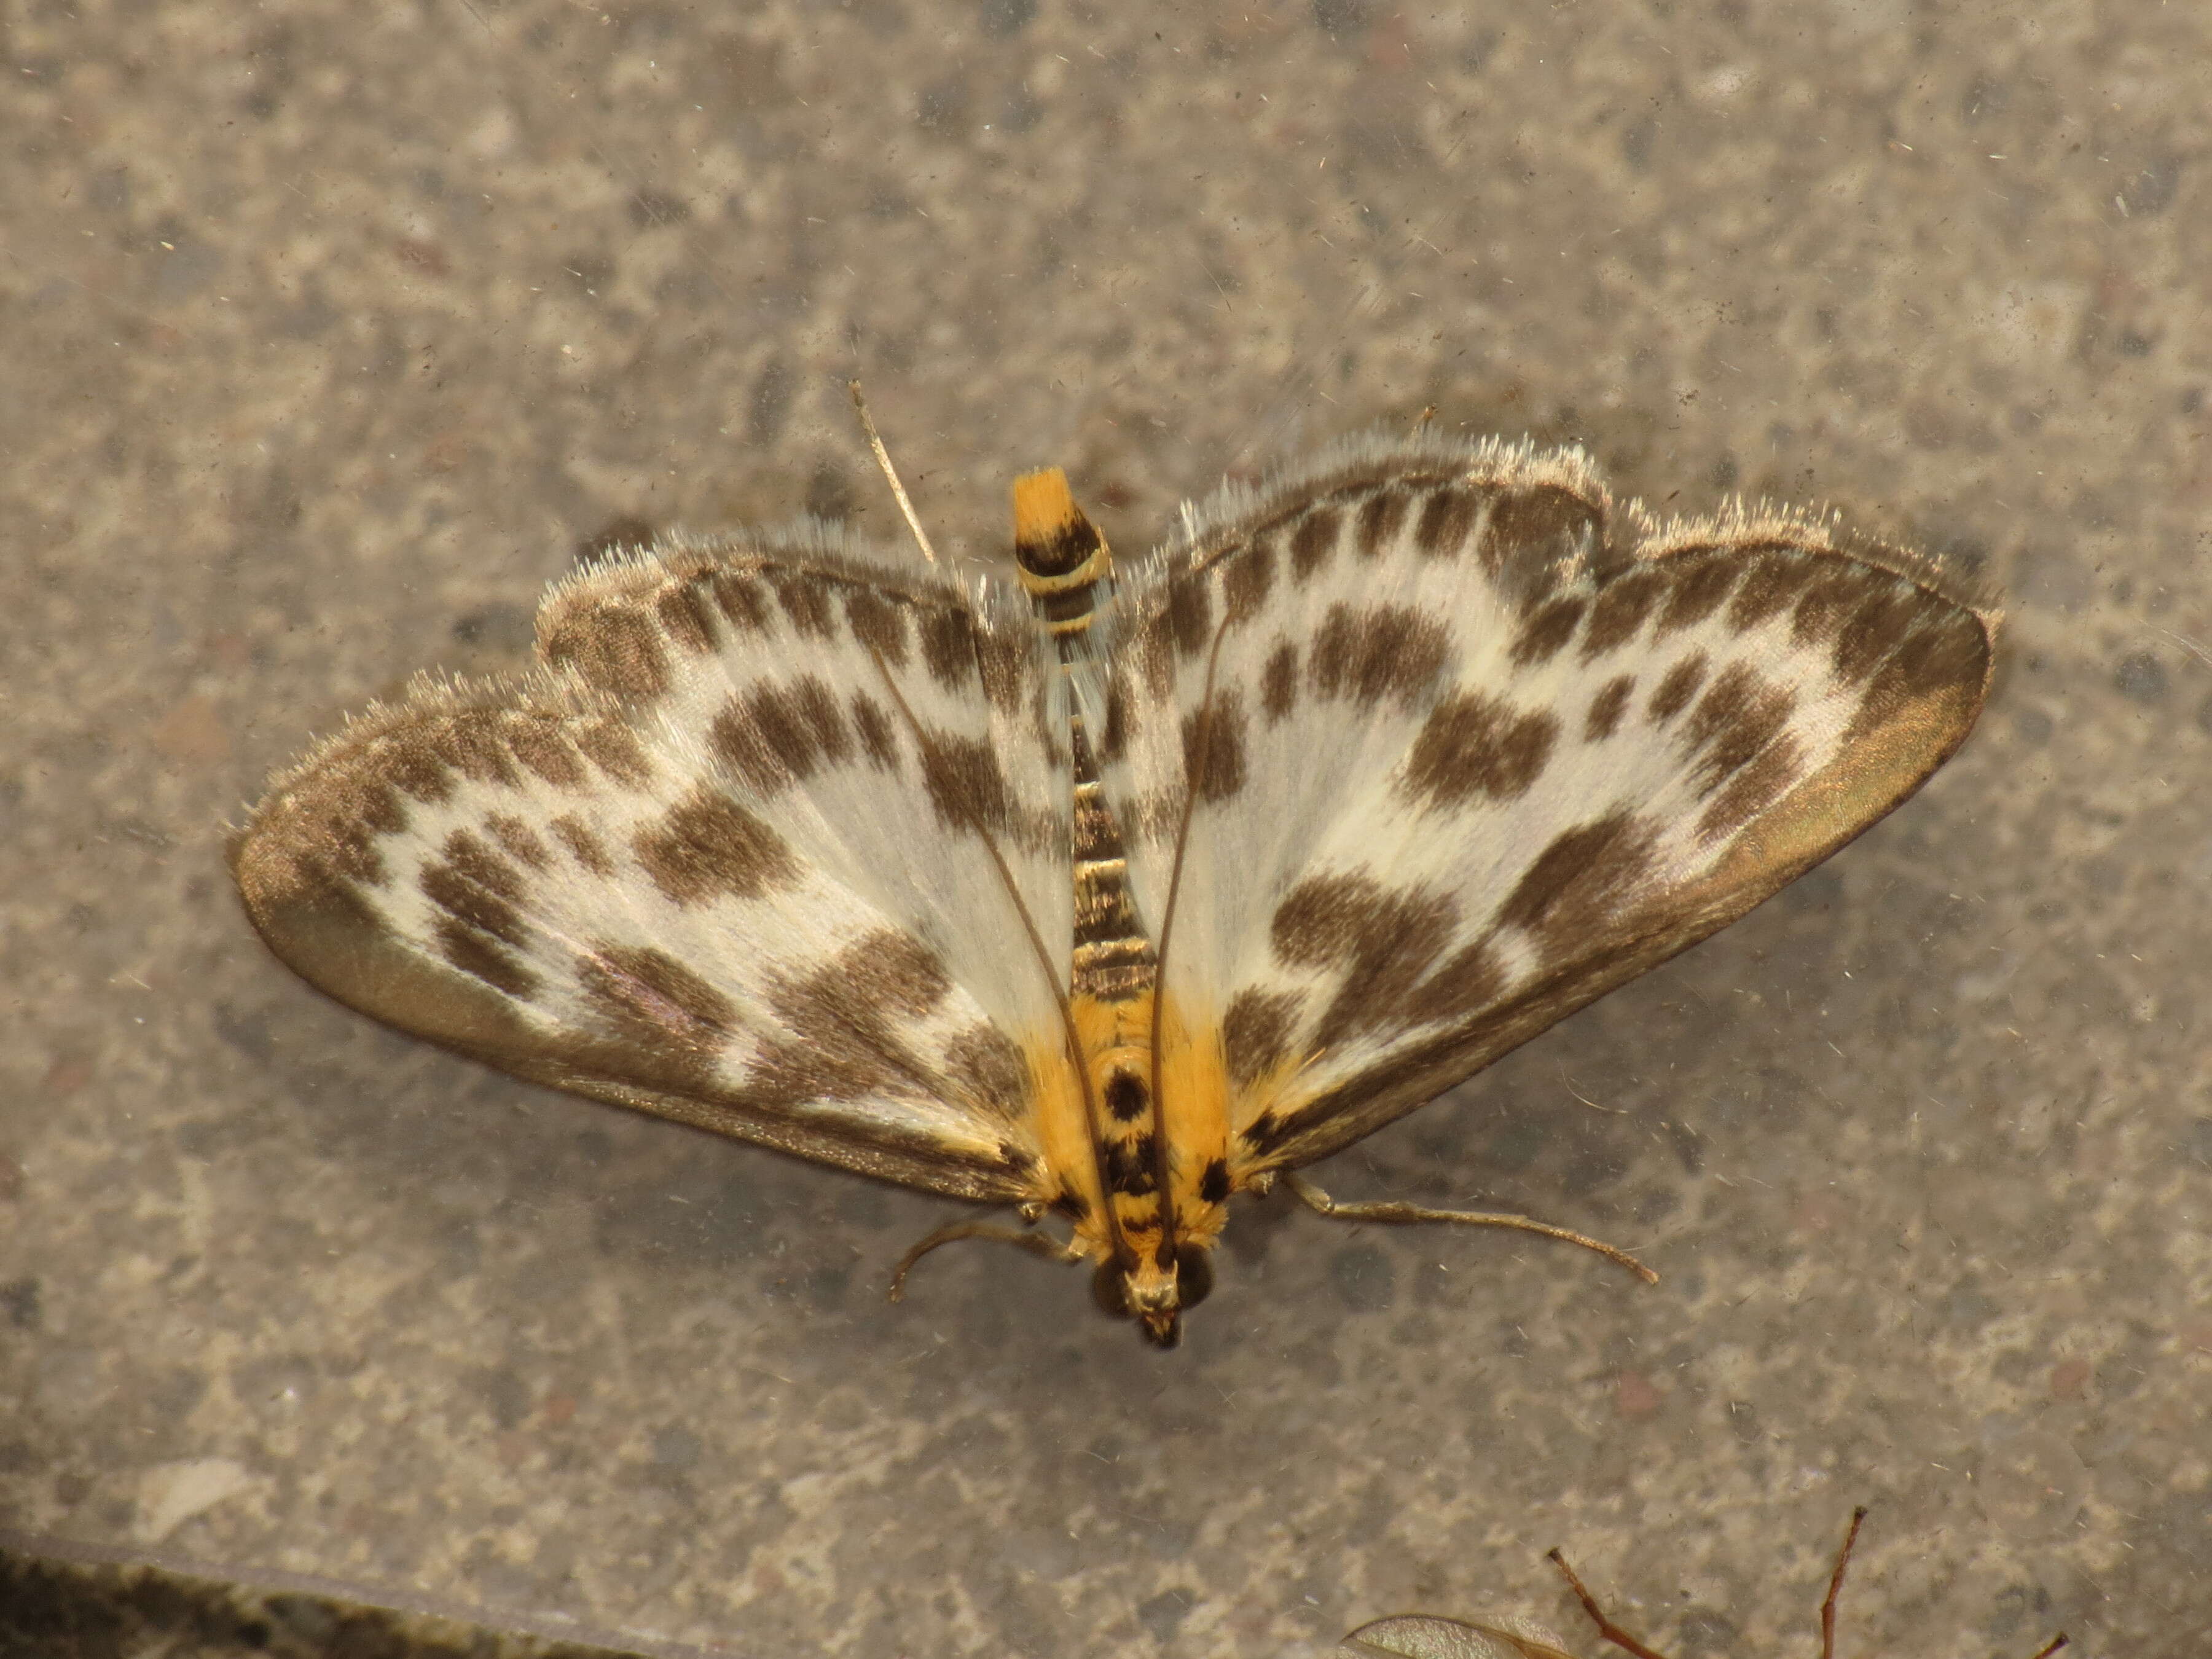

1090,433,1996,1180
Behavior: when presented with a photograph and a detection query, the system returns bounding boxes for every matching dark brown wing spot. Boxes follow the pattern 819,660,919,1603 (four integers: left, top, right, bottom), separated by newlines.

633,788,800,904
745,930,949,1107
1413,484,1481,558
1484,484,1602,574
1832,581,1921,684
507,721,586,789
1168,578,1213,659
1180,687,1249,804
1309,603,1451,709
1354,490,1407,560
1584,675,1634,742
919,731,1014,837
297,774,402,888
772,573,836,640
1790,565,1867,648
1580,567,1669,661
920,609,976,692
1402,691,1556,808
424,715,522,788
1684,663,1797,799
844,587,909,666
1697,737,1805,842
1848,606,1990,737
382,737,453,805
1726,549,1809,630
1510,597,1586,668
710,571,773,633
1222,536,1277,626
422,829,530,948
1292,505,1343,581
656,583,717,654
709,675,853,794
1269,872,1459,1047
1261,640,1299,723
423,829,539,996
486,814,551,869
852,929,951,1016
977,629,1030,715
1402,938,1507,1025
1222,987,1301,1087
1649,653,1709,723
573,719,652,787
579,943,734,1081
850,692,900,771
549,814,614,876
1498,812,1661,957
434,923,537,998
1100,676,1132,760
543,606,669,702
1655,555,1739,635
1129,613,1177,700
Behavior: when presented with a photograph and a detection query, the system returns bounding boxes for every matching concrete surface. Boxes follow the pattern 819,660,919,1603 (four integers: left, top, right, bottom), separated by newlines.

0,1532,653,1659
3,1,2206,1655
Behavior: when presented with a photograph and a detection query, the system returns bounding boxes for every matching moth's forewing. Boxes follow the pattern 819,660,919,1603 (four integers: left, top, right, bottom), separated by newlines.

1088,436,1997,1179
231,530,1082,1208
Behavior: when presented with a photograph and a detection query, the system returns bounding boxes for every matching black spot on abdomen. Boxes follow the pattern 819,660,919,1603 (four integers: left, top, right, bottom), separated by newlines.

1105,1068,1150,1121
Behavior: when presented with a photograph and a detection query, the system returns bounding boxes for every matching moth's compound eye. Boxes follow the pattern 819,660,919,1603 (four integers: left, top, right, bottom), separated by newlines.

1174,1244,1214,1309
1091,1259,1132,1318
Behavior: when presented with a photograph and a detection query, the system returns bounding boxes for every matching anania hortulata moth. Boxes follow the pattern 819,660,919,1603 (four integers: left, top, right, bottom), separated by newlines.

1340,1509,2067,1659
232,426,1994,1347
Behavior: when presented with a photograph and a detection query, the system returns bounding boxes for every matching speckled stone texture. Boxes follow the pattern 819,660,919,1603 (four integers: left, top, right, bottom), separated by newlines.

0,1535,653,1659
2,2,2205,1656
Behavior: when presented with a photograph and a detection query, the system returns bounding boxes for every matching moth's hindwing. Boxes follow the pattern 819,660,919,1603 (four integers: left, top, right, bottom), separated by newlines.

1342,1614,1578,1659
232,527,1087,1207
1091,432,1995,1187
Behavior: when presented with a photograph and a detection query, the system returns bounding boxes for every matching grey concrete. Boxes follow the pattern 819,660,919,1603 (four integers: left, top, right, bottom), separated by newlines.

3,2,2203,1655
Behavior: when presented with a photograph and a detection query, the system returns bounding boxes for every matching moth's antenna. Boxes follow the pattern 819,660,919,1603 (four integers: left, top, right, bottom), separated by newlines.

848,378,940,565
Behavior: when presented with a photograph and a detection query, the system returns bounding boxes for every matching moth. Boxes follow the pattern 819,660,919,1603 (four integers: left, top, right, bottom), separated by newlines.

232,412,1994,1346
1340,1508,2068,1659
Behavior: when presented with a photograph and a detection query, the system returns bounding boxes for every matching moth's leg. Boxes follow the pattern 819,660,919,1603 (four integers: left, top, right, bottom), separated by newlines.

1818,1507,1870,1659
887,1218,1084,1302
1544,1547,1673,1659
1282,1171,1658,1285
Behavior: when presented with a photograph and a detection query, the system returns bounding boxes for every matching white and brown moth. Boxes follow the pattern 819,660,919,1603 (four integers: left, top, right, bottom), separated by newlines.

232,422,1994,1346
1340,1508,2068,1659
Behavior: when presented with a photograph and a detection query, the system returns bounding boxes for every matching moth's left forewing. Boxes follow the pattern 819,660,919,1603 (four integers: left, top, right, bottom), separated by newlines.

1093,436,1996,1180
232,526,1084,1207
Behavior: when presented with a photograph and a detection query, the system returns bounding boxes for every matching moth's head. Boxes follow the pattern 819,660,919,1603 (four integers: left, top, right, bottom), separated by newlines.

1092,1244,1215,1349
